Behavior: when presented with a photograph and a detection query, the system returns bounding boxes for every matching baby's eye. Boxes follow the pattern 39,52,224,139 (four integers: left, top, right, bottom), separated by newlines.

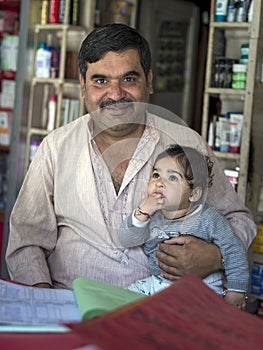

152,171,160,179
169,175,179,182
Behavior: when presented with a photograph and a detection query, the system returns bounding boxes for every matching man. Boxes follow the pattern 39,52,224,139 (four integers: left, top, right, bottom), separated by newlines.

6,24,256,289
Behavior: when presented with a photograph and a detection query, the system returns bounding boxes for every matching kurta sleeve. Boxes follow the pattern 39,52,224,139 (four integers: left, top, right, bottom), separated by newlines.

6,136,56,286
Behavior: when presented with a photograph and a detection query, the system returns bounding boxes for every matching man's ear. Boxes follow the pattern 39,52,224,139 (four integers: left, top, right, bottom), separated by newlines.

189,187,202,203
147,70,154,95
79,74,85,98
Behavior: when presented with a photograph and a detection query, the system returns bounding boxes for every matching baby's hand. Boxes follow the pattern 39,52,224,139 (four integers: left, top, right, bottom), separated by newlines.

224,290,247,310
139,193,164,217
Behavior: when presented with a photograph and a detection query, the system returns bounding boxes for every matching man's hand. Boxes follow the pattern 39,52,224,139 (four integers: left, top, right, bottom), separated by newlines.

155,235,222,280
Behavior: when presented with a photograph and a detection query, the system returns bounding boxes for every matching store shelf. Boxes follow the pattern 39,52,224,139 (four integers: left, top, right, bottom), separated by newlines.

23,0,94,173
210,22,250,30
205,87,246,96
34,23,89,32
201,0,263,204
213,151,240,161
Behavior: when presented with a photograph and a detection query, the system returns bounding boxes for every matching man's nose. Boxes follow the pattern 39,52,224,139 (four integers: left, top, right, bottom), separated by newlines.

107,81,125,100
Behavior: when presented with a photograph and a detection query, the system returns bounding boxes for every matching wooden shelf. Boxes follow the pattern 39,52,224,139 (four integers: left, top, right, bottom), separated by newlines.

201,0,263,204
210,22,250,30
213,151,240,161
205,88,246,96
34,24,88,33
23,0,95,174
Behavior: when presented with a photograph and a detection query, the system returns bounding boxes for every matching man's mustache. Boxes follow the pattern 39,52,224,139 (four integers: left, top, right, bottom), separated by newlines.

100,99,133,109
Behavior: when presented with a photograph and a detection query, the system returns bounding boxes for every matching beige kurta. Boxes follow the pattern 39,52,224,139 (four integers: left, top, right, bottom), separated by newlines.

6,112,256,289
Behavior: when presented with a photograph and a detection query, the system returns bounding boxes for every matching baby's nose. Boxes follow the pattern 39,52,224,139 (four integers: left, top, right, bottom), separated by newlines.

156,180,164,187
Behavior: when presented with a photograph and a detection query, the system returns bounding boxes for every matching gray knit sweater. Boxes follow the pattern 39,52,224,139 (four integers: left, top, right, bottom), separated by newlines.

119,204,249,292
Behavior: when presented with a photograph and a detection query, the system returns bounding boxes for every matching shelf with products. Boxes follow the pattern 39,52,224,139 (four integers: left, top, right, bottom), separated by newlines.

24,0,96,173
0,0,20,224
201,0,262,204
0,146,9,219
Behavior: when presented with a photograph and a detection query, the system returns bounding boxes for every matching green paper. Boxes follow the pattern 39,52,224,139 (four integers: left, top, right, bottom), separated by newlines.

73,278,147,319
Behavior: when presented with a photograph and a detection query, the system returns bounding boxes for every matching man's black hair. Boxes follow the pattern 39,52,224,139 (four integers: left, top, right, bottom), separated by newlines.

78,23,152,83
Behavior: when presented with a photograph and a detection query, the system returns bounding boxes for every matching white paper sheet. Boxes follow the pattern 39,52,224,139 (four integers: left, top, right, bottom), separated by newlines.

0,279,81,329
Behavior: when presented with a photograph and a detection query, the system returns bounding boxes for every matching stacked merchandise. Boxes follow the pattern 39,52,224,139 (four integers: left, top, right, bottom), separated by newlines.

40,0,80,25
251,224,263,318
215,0,254,23
251,261,263,298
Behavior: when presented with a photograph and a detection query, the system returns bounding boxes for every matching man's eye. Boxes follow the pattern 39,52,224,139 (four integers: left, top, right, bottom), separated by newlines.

123,76,135,83
96,78,107,84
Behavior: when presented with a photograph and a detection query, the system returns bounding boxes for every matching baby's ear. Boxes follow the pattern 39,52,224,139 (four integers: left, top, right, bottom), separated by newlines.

189,187,202,203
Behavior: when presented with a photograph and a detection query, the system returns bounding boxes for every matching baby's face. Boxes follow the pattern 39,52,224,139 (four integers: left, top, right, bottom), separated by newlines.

148,157,193,212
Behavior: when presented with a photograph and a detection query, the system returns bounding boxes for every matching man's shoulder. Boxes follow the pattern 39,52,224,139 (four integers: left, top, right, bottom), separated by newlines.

43,113,91,150
51,113,91,135
147,112,199,138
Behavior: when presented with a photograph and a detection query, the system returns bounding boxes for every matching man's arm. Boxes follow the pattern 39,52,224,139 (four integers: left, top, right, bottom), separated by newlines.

6,138,55,286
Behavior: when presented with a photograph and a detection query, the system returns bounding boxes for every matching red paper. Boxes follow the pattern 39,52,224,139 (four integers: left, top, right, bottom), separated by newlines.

68,273,263,350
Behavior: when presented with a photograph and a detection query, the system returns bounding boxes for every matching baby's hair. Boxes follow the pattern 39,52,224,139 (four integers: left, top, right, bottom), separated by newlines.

155,144,214,190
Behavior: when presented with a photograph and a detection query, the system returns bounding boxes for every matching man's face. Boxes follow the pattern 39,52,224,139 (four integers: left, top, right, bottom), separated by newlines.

80,49,153,113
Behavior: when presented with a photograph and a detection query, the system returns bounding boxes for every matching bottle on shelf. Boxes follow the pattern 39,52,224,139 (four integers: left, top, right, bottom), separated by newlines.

248,0,254,22
236,0,246,22
47,33,60,78
59,0,66,24
207,97,222,151
232,64,247,89
227,0,238,22
47,95,57,131
40,0,49,24
215,0,228,22
29,140,41,163
49,0,60,24
35,42,51,78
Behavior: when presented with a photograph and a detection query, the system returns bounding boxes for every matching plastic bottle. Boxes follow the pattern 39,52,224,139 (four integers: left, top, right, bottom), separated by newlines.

29,140,41,162
215,0,228,22
59,0,66,23
35,42,51,78
227,0,237,22
236,0,245,22
47,95,57,131
47,34,60,78
232,64,247,89
40,0,49,24
49,0,59,24
248,0,254,22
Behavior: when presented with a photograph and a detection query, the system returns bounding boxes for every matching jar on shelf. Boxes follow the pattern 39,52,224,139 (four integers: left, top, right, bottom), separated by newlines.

213,57,236,88
240,43,249,65
231,64,247,89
